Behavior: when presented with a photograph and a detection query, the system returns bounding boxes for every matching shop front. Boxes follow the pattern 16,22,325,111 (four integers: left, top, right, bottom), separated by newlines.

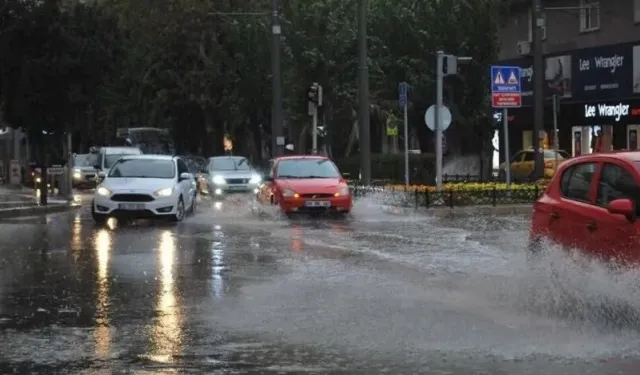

495,40,640,159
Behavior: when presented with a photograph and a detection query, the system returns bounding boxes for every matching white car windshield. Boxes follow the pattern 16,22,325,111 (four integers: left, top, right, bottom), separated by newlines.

108,159,175,179
74,154,98,167
276,159,340,179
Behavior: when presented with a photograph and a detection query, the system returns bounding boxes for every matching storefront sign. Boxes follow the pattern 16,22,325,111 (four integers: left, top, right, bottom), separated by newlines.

572,43,633,100
584,103,630,122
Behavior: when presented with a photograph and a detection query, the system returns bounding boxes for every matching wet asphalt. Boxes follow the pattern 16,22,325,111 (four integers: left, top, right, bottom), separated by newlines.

2,192,640,374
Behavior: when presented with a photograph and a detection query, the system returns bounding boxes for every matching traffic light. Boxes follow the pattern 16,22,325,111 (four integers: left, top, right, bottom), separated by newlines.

442,55,457,75
307,83,323,106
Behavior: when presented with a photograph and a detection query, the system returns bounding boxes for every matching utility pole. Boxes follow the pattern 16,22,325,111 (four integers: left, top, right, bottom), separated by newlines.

270,0,284,157
532,0,544,179
357,0,371,185
435,51,444,190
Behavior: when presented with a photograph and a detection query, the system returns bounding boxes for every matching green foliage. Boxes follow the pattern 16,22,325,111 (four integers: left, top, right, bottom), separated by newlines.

0,0,501,161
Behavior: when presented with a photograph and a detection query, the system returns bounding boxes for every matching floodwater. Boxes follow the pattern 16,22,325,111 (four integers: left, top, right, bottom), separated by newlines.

1,192,640,374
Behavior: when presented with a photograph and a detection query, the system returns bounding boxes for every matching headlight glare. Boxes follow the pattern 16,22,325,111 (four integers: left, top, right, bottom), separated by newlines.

212,175,226,184
249,174,261,184
97,186,111,196
337,186,350,196
282,188,296,197
154,187,174,197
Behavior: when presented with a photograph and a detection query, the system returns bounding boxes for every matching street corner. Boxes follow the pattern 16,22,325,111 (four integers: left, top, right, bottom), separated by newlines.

0,201,81,220
425,204,533,218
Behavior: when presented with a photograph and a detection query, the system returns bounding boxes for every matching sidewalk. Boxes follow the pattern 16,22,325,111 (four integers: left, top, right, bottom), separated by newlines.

0,184,80,219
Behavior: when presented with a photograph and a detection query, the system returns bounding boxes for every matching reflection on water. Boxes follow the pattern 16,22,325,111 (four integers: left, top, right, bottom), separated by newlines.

71,212,82,258
148,231,183,364
291,225,303,253
211,226,225,298
94,229,112,359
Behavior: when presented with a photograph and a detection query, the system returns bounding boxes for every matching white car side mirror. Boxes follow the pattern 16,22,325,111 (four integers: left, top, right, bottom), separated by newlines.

179,172,192,181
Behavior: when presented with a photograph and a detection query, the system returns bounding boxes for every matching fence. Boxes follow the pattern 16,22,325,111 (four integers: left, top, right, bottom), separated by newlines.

350,185,543,208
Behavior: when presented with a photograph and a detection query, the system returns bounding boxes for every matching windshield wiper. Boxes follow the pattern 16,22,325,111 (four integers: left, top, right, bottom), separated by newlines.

277,175,301,179
297,175,329,179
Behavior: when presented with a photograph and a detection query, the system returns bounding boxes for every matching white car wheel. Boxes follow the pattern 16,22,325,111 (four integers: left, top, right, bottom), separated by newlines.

171,197,185,222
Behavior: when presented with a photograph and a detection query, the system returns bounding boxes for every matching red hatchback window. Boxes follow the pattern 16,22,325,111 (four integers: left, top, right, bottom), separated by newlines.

596,163,640,215
559,162,597,202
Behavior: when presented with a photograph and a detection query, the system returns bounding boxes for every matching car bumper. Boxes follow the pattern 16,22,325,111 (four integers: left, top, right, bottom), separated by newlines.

209,183,260,196
279,196,353,213
93,195,178,217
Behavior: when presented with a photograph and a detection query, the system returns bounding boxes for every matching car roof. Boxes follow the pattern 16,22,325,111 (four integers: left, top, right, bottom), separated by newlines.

119,154,175,160
273,155,330,161
102,147,142,154
570,150,640,163
210,155,247,159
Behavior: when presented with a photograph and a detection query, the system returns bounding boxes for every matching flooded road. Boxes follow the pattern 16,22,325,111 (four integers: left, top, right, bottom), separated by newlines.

1,193,640,374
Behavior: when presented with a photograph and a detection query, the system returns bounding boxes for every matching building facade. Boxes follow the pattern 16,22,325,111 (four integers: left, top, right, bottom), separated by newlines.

496,0,640,162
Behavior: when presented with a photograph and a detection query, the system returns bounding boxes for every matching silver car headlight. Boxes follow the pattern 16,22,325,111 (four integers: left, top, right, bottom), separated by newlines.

212,175,226,184
249,174,261,184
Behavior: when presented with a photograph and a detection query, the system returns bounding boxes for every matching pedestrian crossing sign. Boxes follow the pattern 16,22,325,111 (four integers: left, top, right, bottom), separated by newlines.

494,72,505,85
508,70,518,84
491,65,521,93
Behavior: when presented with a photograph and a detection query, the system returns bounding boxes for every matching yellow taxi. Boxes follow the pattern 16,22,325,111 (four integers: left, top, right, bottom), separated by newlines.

499,148,570,180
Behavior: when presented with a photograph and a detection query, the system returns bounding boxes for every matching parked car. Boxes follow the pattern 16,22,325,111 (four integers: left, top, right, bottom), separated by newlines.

529,151,640,264
257,155,352,216
499,148,570,180
91,154,197,224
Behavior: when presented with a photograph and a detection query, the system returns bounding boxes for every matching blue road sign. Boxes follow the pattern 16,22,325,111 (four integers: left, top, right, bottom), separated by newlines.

491,66,521,93
398,82,407,107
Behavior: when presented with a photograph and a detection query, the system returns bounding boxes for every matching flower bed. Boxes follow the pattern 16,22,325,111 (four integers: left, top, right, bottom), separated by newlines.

348,180,549,208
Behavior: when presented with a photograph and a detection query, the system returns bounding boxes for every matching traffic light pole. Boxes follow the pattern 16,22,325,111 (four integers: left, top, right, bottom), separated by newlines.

311,110,318,154
357,0,371,185
270,0,284,157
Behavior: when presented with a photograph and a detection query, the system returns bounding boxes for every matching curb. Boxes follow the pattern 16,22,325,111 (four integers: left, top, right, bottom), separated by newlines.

0,203,81,219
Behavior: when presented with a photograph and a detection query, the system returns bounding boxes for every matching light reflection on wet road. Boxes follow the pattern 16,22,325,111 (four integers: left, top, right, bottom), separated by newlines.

1,194,640,373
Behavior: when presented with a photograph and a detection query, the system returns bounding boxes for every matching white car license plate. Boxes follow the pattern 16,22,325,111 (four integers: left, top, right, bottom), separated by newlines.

228,185,245,190
304,200,330,207
118,203,145,210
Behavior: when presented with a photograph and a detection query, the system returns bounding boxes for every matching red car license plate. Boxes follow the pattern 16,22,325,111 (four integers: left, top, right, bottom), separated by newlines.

304,200,330,207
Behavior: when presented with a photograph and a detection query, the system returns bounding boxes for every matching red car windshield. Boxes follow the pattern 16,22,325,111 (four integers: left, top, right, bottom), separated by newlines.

276,159,341,179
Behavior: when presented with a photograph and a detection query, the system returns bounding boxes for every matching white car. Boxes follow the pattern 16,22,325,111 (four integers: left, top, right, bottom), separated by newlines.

91,155,197,223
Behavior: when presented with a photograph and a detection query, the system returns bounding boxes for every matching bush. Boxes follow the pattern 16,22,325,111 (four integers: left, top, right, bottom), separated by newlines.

382,182,544,207
334,153,435,184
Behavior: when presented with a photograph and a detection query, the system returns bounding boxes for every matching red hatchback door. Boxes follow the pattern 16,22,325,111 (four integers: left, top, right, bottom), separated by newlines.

586,161,640,263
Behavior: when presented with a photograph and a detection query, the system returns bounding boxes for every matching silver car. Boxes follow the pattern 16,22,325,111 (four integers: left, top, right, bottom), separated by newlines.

202,156,261,196
71,153,99,188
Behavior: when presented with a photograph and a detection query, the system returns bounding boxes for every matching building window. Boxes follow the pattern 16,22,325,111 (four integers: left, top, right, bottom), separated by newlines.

579,0,600,32
635,0,640,23
528,8,547,41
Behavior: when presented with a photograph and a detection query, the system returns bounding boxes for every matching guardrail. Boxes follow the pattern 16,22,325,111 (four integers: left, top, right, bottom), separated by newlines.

349,185,543,208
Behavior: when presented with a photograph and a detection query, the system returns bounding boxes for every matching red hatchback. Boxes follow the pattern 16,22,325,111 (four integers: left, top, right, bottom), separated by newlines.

257,155,353,215
530,151,640,264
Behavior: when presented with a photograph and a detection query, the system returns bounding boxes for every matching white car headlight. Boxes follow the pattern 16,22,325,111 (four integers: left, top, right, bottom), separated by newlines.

154,187,174,197
212,175,226,184
281,188,297,197
74,168,81,173
249,174,261,184
337,186,350,196
97,186,111,196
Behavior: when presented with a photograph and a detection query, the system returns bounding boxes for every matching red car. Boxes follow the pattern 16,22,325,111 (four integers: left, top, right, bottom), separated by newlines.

529,151,640,264
257,155,352,215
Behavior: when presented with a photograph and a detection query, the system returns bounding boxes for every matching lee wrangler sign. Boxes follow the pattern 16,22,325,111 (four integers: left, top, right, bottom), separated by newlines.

583,103,632,122
572,43,634,100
